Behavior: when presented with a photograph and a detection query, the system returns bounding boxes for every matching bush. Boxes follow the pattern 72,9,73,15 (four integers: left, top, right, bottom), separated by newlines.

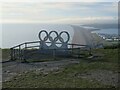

103,43,120,49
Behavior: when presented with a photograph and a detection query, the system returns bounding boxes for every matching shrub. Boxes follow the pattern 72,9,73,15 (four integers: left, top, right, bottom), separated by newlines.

103,43,120,49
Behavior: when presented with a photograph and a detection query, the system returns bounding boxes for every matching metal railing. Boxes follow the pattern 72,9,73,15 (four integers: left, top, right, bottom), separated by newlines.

10,41,91,62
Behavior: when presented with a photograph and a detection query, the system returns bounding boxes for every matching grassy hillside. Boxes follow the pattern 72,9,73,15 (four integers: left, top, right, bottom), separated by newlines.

2,49,11,61
3,48,119,88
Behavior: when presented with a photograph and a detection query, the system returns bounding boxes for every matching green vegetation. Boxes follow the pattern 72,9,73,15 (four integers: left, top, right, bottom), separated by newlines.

3,70,112,88
2,49,10,61
3,48,119,88
103,43,119,49
103,41,119,49
92,48,118,63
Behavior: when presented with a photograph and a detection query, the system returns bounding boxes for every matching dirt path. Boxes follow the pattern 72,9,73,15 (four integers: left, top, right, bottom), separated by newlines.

2,59,80,82
2,59,119,87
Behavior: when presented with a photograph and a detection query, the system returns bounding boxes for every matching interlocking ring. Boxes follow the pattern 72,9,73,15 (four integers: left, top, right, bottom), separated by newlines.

48,31,59,42
38,30,48,41
59,31,70,43
38,30,70,43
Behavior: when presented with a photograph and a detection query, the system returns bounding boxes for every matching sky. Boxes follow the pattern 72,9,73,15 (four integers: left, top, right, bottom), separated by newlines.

0,0,119,48
0,1,118,24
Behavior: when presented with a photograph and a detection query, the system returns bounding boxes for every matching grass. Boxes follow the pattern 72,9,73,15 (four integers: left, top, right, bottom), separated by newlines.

2,49,10,61
91,48,118,63
2,48,119,88
3,70,112,88
64,62,118,74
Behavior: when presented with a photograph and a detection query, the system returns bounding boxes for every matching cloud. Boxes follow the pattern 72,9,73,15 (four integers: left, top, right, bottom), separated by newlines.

1,16,117,25
44,16,117,24
0,0,119,2
0,2,118,24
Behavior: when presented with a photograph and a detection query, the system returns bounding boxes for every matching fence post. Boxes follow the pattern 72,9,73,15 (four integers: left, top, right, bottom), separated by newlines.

53,49,56,60
89,47,92,56
78,48,80,58
18,45,21,60
10,48,13,60
23,43,27,62
13,49,15,60
71,44,73,56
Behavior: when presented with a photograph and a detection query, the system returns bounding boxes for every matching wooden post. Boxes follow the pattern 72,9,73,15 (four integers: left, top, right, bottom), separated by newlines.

10,48,13,60
89,47,92,56
20,48,23,60
53,49,56,60
13,49,15,60
23,43,27,62
71,44,73,56
78,48,80,58
39,41,41,50
18,45,21,60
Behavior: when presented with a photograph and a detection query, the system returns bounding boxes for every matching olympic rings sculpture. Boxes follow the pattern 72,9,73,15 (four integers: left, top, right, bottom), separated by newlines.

38,30,70,49
39,30,70,43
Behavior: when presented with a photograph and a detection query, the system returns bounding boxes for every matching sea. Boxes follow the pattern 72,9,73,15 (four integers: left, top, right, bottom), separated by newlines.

0,23,118,48
92,28,118,35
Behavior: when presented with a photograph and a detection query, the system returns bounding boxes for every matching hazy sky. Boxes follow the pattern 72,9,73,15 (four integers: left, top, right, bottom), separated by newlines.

0,0,119,48
0,1,118,24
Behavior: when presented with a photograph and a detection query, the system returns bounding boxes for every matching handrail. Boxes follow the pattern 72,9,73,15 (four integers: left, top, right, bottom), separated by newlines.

10,43,25,49
11,41,89,49
10,41,91,61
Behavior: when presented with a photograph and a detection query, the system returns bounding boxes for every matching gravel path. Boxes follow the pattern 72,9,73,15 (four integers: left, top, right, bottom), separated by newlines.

2,59,80,82
2,59,119,87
